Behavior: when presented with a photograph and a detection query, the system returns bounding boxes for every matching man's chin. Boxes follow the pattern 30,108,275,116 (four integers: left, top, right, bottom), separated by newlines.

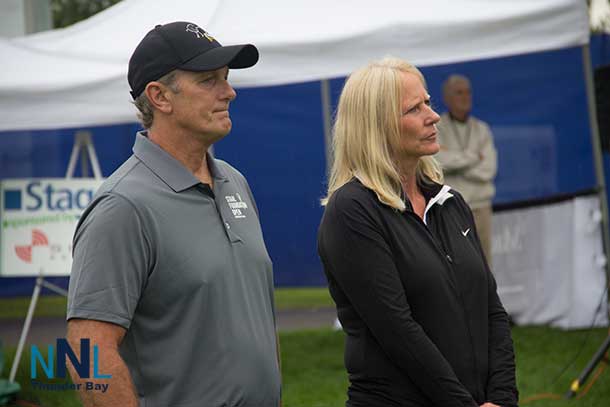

209,128,231,143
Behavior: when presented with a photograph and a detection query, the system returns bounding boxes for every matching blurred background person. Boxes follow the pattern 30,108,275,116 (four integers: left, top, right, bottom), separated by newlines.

318,58,517,407
436,75,497,263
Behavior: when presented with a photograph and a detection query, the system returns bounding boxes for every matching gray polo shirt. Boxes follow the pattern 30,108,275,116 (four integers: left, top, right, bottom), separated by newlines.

67,133,280,407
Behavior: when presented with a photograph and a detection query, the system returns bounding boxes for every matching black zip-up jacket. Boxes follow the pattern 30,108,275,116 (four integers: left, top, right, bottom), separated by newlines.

318,178,518,407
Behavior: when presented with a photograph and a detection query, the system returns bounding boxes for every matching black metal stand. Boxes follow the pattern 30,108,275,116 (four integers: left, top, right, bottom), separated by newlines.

564,334,610,399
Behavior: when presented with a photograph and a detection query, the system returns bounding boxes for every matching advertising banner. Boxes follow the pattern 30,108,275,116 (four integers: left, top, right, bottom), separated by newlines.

493,195,608,329
0,179,103,276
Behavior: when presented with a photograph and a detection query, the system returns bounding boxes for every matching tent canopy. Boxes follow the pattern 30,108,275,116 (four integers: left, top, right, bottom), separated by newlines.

1,0,589,131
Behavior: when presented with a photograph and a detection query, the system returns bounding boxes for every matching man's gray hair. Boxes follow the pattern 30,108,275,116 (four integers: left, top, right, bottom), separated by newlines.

442,74,471,98
132,70,180,129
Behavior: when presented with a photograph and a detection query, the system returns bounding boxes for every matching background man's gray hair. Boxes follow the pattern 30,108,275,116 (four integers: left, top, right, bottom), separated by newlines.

442,74,471,98
133,70,180,129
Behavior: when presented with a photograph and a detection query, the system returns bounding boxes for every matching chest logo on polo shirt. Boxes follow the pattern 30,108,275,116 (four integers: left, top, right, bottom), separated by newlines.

225,193,248,219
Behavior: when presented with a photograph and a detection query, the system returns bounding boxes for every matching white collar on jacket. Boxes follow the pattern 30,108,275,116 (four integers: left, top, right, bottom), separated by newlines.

423,185,453,225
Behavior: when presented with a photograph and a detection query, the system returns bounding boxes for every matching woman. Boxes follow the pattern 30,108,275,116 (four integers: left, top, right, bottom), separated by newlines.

317,57,518,407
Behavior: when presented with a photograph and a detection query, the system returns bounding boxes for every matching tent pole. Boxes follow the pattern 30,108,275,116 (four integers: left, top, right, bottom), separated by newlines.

320,79,333,177
581,44,610,294
9,269,44,382
65,131,102,179
566,44,610,399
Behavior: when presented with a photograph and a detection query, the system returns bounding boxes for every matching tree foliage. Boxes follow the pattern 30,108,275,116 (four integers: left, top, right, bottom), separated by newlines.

589,0,610,33
51,0,122,28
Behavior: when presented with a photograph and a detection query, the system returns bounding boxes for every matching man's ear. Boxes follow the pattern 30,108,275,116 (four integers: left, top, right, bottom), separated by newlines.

144,82,173,114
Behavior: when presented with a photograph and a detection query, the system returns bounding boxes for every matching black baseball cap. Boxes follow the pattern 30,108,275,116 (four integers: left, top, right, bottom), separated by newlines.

128,21,259,99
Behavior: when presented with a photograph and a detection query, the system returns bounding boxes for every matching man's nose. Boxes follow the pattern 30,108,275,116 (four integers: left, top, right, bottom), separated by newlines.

223,80,237,101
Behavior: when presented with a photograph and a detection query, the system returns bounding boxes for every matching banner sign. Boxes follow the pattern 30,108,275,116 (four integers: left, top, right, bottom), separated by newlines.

0,179,103,277
493,195,608,329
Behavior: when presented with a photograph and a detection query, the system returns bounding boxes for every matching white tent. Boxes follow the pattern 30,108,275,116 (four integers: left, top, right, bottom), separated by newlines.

1,0,608,326
0,0,589,131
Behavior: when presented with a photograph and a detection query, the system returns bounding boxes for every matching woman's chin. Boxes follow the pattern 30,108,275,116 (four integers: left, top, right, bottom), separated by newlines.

424,144,441,157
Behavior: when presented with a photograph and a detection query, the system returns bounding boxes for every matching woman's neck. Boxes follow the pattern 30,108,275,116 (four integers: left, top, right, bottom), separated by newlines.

396,158,420,197
397,158,427,218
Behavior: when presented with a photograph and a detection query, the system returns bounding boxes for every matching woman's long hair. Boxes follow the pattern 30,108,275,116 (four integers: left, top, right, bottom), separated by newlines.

322,57,443,211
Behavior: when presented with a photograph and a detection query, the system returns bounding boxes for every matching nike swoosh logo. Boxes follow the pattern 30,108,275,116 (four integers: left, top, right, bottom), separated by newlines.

461,228,470,237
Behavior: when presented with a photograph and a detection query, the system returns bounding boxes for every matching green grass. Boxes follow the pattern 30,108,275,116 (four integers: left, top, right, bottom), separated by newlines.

274,288,334,310
0,288,333,320
0,296,69,319
2,327,610,407
512,326,610,406
281,329,348,407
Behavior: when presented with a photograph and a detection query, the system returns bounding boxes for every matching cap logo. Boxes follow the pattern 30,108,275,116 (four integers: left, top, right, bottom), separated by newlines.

185,23,215,42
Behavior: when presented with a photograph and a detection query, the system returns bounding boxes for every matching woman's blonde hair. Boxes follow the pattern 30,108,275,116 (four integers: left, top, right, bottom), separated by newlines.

321,57,443,211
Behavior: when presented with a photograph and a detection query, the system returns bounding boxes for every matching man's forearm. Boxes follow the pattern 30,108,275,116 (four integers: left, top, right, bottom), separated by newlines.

69,346,138,407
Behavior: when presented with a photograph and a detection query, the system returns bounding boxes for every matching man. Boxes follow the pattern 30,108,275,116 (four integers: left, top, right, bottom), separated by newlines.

66,21,281,407
436,74,497,262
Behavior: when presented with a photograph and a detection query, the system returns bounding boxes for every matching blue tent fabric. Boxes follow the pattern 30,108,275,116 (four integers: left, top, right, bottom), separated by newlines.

214,81,327,286
1,36,610,294
591,33,610,68
420,45,595,204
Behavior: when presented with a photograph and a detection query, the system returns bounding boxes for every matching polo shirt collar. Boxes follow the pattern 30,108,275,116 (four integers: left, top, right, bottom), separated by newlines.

419,180,443,202
132,132,228,193
422,184,453,224
401,179,444,209
401,179,454,224
207,152,229,184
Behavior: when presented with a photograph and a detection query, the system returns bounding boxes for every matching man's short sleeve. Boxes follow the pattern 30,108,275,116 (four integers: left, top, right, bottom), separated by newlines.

67,193,151,329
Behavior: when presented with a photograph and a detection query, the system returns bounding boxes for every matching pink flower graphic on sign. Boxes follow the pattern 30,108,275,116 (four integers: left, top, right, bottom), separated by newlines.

15,229,49,264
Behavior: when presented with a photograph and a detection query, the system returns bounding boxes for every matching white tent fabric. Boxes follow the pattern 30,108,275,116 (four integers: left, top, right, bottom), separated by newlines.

0,0,589,131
